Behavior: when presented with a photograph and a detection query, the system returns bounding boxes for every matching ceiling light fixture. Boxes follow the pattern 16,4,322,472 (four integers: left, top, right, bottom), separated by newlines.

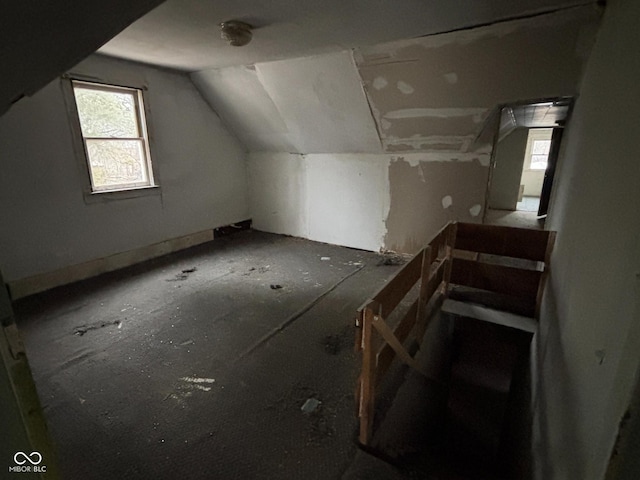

220,20,253,47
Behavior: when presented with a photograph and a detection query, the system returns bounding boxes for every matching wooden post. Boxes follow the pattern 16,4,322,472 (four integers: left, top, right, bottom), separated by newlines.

358,307,376,445
443,222,457,294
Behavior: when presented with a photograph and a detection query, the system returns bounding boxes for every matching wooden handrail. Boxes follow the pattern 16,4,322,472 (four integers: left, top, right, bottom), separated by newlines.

355,221,555,446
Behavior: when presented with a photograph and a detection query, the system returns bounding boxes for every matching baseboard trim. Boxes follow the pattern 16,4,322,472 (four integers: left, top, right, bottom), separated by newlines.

8,230,214,300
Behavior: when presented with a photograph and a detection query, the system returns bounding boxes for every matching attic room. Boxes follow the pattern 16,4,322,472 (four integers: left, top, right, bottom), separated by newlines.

1,0,639,479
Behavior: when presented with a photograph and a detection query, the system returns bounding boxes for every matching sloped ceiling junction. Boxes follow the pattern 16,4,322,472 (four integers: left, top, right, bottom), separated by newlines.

98,0,602,156
99,0,596,72
189,5,599,155
96,0,602,254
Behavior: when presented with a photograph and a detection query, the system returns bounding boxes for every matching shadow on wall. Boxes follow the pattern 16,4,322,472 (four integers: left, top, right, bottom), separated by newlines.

384,156,489,254
532,272,587,480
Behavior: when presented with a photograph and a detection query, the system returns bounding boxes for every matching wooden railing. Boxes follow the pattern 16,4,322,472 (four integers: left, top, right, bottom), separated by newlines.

354,221,555,446
354,222,457,445
450,222,556,319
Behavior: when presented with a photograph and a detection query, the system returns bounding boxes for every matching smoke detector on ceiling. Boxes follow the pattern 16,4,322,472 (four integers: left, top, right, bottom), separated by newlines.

220,21,253,47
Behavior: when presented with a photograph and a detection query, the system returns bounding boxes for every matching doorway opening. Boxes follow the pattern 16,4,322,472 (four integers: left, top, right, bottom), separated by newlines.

485,98,571,229
516,128,553,212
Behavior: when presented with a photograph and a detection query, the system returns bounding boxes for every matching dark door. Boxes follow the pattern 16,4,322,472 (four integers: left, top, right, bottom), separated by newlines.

537,127,563,216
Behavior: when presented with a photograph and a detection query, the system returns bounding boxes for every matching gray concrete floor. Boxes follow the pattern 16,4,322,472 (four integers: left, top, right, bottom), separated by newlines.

515,196,540,213
485,209,544,230
14,230,405,480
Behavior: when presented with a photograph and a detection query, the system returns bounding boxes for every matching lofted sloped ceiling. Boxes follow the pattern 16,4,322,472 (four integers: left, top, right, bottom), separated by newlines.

0,0,165,117
192,6,600,154
99,0,597,72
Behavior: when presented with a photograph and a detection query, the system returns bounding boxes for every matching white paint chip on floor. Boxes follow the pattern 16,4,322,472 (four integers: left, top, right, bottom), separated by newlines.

181,376,216,384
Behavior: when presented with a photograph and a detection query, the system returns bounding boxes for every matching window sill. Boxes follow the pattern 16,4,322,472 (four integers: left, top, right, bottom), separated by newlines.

83,185,161,204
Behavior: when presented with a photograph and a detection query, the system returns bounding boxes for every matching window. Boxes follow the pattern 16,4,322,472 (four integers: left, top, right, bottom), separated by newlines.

530,139,551,170
524,128,553,171
72,81,155,192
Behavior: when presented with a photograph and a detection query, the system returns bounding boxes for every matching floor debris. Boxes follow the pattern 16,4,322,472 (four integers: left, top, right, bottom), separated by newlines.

73,320,121,336
301,397,321,414
166,267,198,281
270,284,283,290
377,254,408,266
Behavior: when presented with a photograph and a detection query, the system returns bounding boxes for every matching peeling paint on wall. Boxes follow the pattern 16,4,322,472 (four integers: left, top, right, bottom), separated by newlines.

442,195,453,209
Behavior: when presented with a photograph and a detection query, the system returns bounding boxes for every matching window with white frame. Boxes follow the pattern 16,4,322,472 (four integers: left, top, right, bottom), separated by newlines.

524,128,553,171
72,81,155,192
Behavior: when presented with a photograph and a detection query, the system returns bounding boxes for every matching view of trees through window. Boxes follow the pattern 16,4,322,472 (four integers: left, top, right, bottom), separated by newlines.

72,82,153,191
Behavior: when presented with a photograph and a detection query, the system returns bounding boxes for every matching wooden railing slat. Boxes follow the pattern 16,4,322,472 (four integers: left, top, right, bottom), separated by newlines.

450,257,542,299
454,222,550,261
371,250,424,318
375,298,419,383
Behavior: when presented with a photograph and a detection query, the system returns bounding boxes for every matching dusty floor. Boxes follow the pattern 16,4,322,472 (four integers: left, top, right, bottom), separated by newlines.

14,231,405,480
485,209,544,230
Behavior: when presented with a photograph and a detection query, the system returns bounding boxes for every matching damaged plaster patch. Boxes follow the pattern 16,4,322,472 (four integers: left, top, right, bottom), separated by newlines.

384,108,488,123
372,76,388,90
380,118,392,131
476,155,491,167
442,195,453,209
385,134,475,152
393,152,490,165
397,81,415,94
443,72,458,84
469,204,482,217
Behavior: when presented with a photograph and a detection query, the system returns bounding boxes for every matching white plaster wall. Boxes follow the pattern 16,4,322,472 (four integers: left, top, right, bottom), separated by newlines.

192,51,382,154
521,170,545,196
305,154,389,251
534,0,640,478
0,55,248,282
248,152,307,238
248,153,389,252
192,66,296,152
488,128,529,210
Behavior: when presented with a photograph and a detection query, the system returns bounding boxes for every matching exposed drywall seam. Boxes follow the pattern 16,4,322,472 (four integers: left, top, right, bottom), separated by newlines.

348,49,384,152
253,63,298,150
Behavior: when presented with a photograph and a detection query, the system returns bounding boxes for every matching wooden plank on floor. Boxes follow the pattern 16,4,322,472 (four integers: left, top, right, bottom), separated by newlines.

442,299,537,333
454,222,551,262
450,258,541,299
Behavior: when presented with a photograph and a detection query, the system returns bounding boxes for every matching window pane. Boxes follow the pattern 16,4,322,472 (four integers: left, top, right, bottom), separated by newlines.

532,139,551,155
74,87,139,138
530,154,548,170
85,139,148,189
